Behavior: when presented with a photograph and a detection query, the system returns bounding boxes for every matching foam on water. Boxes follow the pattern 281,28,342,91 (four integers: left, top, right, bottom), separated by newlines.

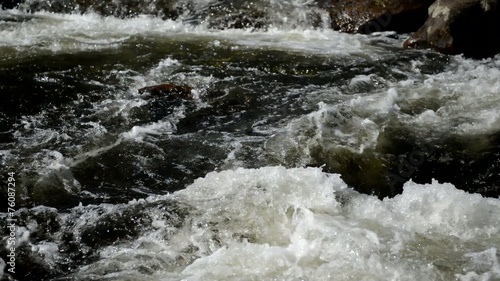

399,57,500,137
42,166,499,281
0,51,196,206
264,54,500,166
122,120,176,141
0,9,383,58
0,11,183,53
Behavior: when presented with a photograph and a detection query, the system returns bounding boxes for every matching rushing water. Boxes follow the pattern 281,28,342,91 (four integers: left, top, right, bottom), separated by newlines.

1,1,500,280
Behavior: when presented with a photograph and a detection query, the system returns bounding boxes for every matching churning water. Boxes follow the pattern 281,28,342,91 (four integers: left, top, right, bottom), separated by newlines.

0,1,499,280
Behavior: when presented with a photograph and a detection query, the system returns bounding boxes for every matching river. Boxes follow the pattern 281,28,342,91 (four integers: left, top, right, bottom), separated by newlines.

1,1,500,280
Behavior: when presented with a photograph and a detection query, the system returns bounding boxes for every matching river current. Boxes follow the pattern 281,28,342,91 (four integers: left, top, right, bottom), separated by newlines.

1,1,500,280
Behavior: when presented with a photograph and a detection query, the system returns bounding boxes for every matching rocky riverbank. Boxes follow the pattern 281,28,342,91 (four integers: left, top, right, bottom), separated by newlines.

404,0,500,58
322,0,500,58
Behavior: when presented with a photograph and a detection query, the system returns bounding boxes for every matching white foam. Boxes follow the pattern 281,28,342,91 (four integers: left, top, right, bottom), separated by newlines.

265,55,500,160
175,168,500,280
402,56,500,135
0,11,186,53
458,247,500,281
352,179,500,240
122,121,174,141
139,57,215,94
149,57,181,77
64,167,499,281
31,242,60,267
349,74,373,86
0,150,13,166
220,28,370,56
0,9,381,57
265,101,382,161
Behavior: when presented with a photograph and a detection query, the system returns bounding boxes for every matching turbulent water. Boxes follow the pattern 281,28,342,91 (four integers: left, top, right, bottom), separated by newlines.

1,1,500,280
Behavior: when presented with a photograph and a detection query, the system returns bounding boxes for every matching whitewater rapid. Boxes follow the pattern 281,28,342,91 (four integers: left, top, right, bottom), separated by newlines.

1,5,500,281
8,167,499,281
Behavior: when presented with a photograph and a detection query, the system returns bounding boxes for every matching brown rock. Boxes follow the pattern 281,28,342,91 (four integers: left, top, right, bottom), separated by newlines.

321,0,434,33
138,83,193,100
404,0,500,58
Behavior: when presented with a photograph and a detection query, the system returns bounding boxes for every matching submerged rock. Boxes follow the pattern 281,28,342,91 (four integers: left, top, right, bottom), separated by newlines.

404,0,500,58
138,83,193,100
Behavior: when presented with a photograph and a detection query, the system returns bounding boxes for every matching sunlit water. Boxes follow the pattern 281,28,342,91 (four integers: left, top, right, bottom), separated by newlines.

0,2,499,280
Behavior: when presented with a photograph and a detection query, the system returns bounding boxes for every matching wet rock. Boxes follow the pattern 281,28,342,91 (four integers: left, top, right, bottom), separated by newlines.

138,83,193,100
404,0,500,58
321,0,434,33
